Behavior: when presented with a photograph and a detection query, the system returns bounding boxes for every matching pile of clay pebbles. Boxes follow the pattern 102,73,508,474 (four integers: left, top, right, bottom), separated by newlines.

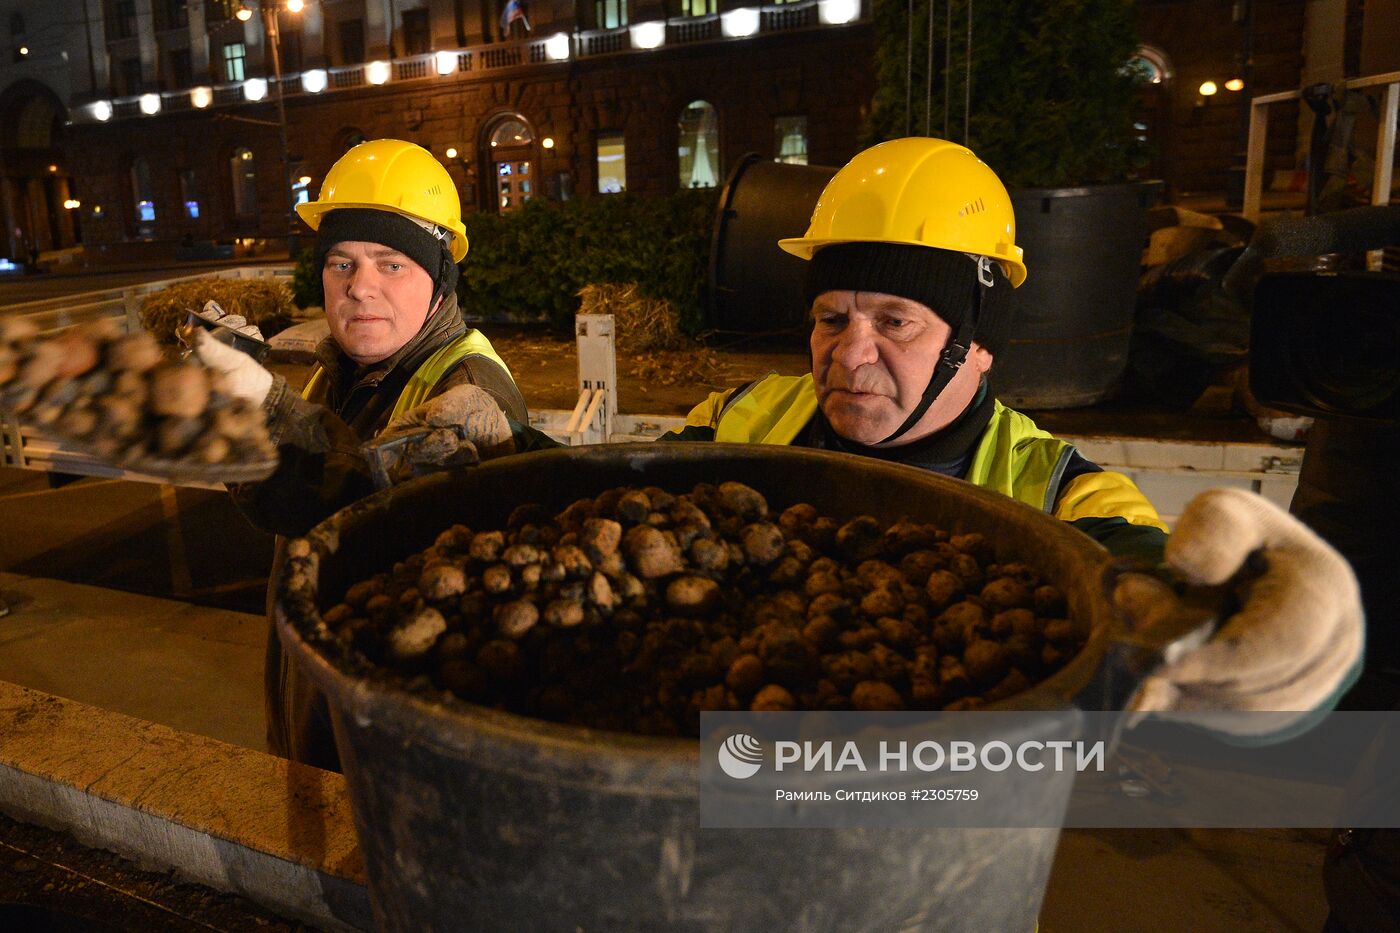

292,480,1085,737
0,318,274,471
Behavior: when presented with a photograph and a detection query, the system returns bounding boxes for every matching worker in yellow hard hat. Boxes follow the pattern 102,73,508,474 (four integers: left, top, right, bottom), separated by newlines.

664,137,1362,734
193,139,528,768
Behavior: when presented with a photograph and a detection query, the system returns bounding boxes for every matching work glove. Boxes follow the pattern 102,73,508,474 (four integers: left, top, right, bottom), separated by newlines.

363,385,516,488
1116,488,1363,736
197,300,265,341
192,328,274,407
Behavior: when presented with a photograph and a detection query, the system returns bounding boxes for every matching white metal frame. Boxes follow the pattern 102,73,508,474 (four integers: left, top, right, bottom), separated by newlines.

1243,69,1400,230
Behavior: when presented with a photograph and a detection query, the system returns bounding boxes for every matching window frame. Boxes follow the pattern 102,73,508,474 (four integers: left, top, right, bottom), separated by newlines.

222,42,246,82
773,114,809,165
595,131,627,194
595,0,628,29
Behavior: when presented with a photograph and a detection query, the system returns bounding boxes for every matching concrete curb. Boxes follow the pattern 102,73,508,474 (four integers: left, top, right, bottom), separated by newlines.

0,681,371,931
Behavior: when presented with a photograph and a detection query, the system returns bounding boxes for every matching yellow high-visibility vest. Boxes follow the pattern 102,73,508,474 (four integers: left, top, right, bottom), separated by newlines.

301,329,514,421
684,374,1165,530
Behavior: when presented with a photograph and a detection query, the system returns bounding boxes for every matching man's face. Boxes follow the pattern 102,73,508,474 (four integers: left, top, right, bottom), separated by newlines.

322,240,437,365
810,290,993,447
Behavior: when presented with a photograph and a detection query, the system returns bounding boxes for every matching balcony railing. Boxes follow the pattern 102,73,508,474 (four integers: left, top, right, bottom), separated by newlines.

76,0,865,123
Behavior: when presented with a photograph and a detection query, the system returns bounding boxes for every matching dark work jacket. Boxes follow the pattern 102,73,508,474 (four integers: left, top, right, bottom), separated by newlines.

233,295,527,770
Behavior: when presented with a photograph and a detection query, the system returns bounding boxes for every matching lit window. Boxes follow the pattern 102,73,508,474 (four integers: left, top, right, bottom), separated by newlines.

597,132,626,194
130,157,156,237
680,0,715,14
179,168,200,219
223,42,246,82
678,100,719,189
595,0,627,28
489,117,534,148
774,115,808,165
292,174,311,206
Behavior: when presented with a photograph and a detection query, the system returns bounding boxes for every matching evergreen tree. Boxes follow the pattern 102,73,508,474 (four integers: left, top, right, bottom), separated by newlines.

866,0,1147,187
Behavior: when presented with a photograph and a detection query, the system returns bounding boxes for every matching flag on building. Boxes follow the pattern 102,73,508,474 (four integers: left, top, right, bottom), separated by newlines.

500,0,531,34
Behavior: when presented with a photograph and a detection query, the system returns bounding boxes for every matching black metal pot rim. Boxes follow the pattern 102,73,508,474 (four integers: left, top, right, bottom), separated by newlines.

275,445,1118,791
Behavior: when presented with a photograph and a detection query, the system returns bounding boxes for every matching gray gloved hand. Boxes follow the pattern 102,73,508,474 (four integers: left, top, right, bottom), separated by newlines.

366,385,516,487
193,328,273,406
199,300,265,341
1117,488,1363,736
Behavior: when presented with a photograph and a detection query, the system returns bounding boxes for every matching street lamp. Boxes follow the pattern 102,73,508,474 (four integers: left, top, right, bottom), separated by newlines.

233,1,303,257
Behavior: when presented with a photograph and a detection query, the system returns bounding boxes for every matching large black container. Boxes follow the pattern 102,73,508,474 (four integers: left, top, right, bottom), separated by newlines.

707,155,837,335
993,182,1163,409
275,445,1121,932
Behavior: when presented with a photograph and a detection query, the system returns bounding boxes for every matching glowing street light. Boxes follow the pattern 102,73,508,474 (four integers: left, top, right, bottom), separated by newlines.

721,8,760,38
630,22,665,50
285,0,304,12
542,137,555,150
445,147,458,159
545,33,571,61
139,93,162,114
235,4,253,21
302,68,327,93
818,0,860,25
1225,78,1245,92
91,100,112,121
1199,80,1218,96
435,50,457,75
366,60,391,85
191,86,213,108
244,77,268,101
63,199,81,210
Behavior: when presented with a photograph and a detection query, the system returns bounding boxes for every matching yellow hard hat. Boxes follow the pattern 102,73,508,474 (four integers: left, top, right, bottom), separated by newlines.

778,137,1026,287
296,139,469,263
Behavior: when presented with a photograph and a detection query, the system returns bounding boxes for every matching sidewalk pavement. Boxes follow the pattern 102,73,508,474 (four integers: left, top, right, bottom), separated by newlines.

0,572,266,752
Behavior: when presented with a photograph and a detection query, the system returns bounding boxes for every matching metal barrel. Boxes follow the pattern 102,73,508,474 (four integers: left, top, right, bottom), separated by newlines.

993,181,1164,409
707,155,837,336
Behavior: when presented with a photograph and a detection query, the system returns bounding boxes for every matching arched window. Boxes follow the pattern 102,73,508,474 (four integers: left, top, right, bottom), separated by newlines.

231,147,258,217
678,100,719,189
484,115,536,212
1127,44,1172,86
130,156,156,237
489,118,533,149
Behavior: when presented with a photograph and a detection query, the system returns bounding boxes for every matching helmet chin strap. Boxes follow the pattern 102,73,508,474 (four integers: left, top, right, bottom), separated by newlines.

876,272,986,446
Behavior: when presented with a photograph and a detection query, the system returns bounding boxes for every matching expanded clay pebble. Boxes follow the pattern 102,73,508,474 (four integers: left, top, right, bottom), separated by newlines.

0,320,275,471
309,481,1085,738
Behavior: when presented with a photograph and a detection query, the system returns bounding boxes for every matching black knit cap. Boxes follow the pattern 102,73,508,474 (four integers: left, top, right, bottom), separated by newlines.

314,208,459,307
804,242,1013,356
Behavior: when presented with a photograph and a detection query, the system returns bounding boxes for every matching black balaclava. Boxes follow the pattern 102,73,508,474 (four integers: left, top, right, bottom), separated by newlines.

314,208,460,313
805,241,1013,445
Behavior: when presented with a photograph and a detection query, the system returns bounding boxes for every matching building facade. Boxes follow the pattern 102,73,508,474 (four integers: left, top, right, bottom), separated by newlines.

5,1,1392,265
1,0,873,261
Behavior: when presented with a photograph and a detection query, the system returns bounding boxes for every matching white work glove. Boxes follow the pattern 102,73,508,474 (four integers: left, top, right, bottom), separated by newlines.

1117,488,1363,736
193,328,273,407
365,385,516,487
198,300,265,341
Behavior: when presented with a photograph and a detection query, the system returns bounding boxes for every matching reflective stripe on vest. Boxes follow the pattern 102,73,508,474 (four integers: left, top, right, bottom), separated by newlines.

711,374,1075,513
713,374,819,445
300,330,514,420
